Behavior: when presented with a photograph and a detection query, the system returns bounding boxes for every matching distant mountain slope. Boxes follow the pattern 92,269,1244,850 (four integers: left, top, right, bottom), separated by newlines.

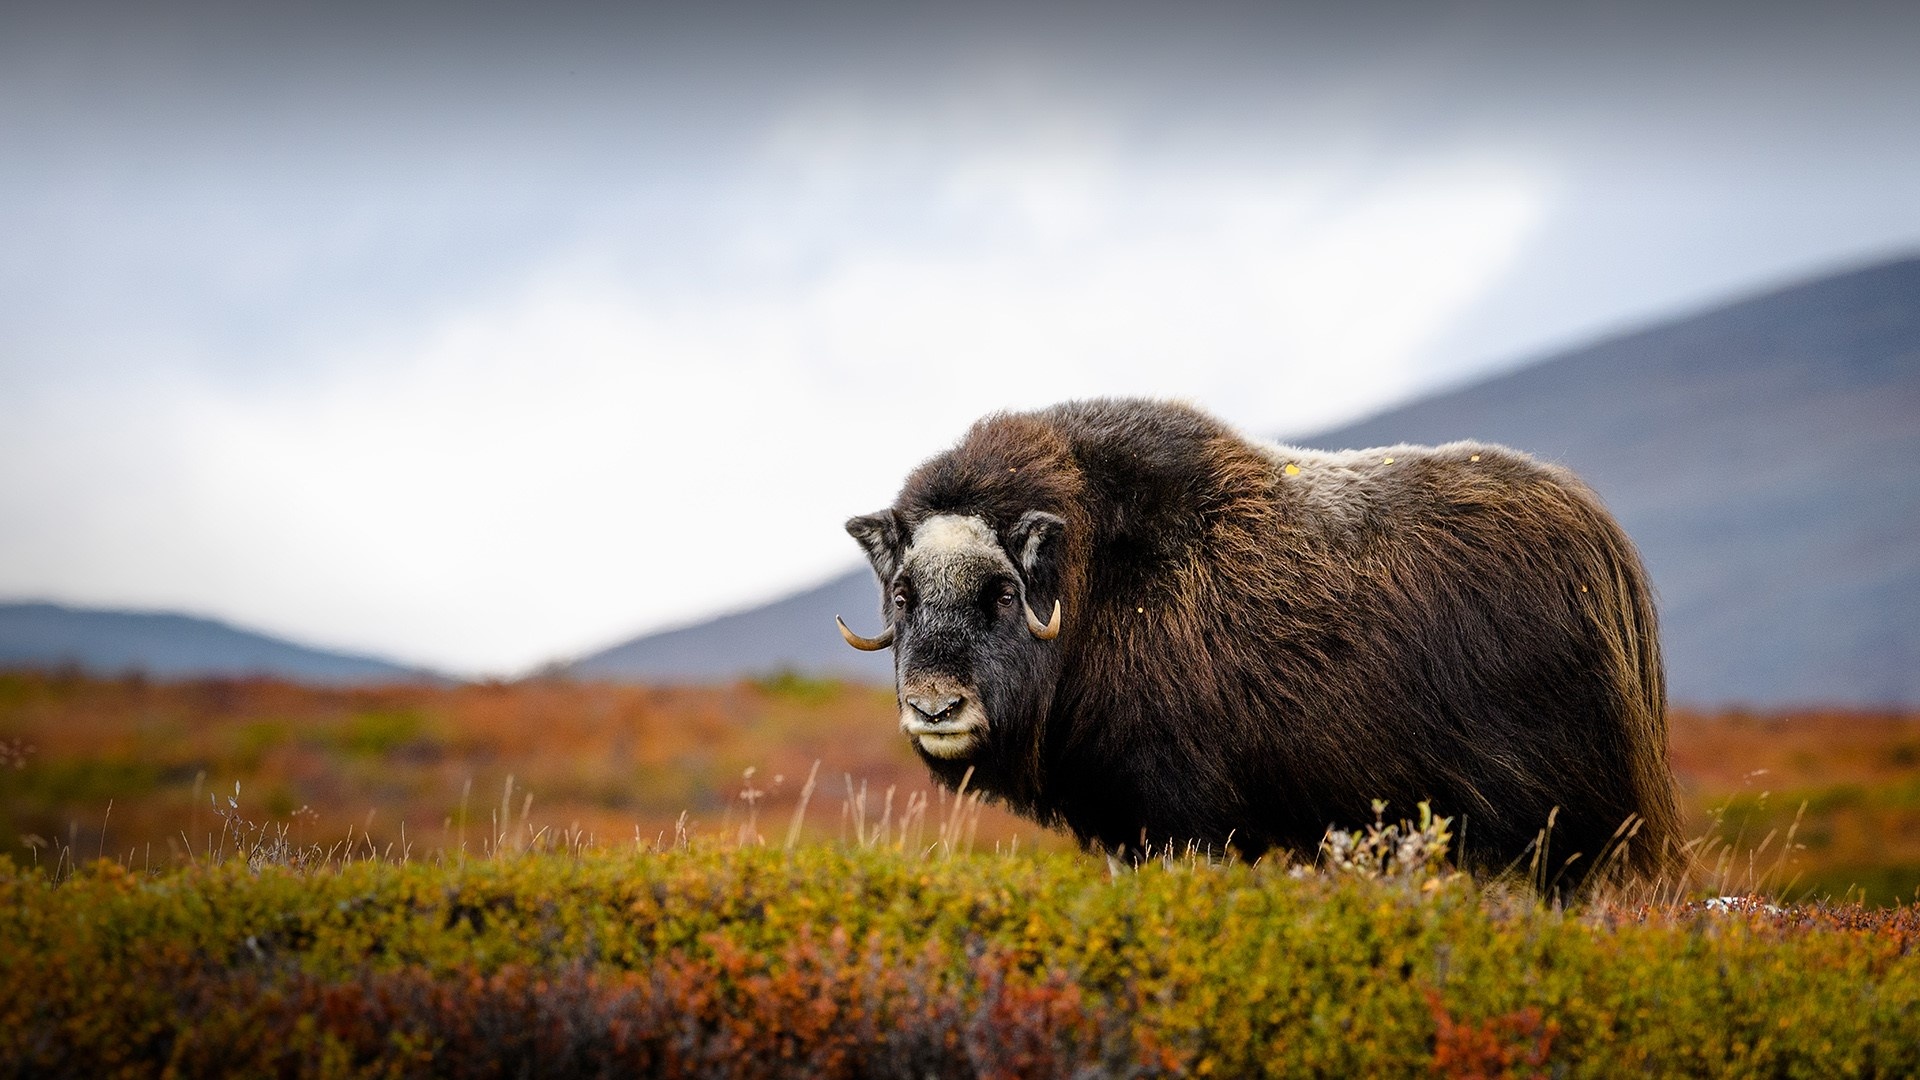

0,602,437,684
570,256,1920,705
569,573,893,683
1297,255,1919,707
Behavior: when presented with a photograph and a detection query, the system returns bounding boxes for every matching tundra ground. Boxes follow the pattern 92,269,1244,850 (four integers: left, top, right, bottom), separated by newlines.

3,670,1915,903
5,671,1919,1075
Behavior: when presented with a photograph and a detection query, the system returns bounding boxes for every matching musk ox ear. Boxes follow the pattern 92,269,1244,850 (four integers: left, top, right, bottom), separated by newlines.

845,510,905,584
1007,510,1066,575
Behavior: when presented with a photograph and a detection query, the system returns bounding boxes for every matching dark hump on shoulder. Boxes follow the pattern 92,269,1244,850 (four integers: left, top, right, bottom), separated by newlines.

896,398,1244,534
895,407,1084,530
1039,399,1249,539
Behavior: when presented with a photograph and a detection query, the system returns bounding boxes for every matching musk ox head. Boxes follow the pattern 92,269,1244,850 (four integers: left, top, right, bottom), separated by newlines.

839,508,1065,772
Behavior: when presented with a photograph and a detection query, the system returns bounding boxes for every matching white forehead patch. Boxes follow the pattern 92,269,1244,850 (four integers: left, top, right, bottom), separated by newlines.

912,514,997,553
906,514,1013,601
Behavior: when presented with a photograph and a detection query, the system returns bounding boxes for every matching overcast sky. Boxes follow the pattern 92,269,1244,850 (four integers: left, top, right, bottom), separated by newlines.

5,1,1919,676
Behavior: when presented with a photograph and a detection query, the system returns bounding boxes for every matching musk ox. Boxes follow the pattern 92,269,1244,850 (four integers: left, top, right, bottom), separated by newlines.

838,398,1680,884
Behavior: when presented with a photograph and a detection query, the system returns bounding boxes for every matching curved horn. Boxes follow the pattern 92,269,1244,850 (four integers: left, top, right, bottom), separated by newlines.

1023,598,1062,641
835,616,895,652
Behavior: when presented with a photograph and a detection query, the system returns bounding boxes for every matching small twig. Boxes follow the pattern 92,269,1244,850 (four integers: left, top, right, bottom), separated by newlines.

785,760,821,850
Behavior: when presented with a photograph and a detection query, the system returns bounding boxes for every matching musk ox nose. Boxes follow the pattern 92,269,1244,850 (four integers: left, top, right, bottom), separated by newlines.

905,693,963,721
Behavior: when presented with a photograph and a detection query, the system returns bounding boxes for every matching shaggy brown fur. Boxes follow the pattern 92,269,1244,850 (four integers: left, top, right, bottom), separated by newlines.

846,398,1680,885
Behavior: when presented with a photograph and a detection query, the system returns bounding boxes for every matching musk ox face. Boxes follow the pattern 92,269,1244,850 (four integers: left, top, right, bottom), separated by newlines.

841,509,1065,765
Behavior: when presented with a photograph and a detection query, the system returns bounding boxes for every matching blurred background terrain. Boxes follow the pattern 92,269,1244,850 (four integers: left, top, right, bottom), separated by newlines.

3,671,1917,902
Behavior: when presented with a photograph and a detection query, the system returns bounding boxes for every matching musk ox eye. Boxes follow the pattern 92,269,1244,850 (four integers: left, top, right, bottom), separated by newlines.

892,592,907,609
997,587,1017,609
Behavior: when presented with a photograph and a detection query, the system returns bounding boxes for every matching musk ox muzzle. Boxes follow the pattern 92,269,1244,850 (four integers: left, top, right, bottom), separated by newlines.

895,675,988,759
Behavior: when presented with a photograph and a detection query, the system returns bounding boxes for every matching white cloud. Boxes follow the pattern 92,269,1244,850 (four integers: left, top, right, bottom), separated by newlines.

4,97,1552,675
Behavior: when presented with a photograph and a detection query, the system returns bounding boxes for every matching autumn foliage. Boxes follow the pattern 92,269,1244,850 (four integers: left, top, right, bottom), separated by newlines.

4,670,1919,902
4,670,1920,1075
5,845,1920,1077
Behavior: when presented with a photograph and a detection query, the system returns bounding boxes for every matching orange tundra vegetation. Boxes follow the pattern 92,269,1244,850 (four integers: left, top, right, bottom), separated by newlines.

2,670,1918,901
0,670,1057,869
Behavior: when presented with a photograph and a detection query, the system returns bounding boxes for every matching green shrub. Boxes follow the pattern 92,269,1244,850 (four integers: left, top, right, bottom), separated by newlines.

227,718,291,770
751,669,843,707
2,845,1918,1077
327,709,442,759
11,756,163,805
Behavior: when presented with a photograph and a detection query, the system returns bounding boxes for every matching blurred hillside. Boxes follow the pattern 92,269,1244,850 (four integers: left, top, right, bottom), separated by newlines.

574,256,1920,706
0,602,436,685
572,571,894,685
1306,254,1919,705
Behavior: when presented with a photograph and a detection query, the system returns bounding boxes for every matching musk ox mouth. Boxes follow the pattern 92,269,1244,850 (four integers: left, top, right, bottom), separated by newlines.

899,697,988,759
